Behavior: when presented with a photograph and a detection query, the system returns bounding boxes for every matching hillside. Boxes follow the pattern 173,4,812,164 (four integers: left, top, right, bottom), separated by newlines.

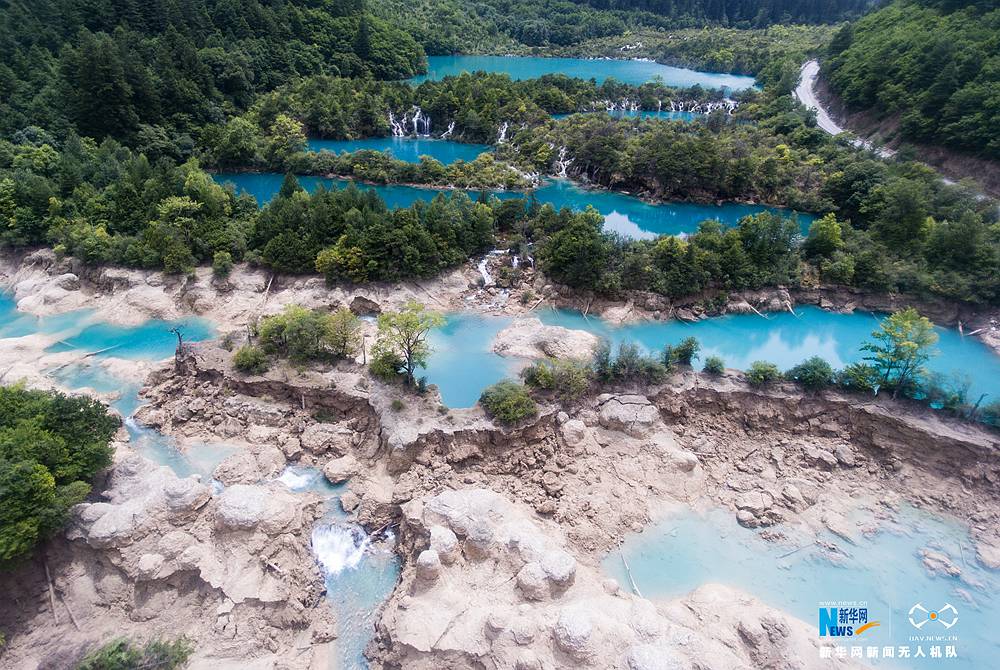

825,0,1000,161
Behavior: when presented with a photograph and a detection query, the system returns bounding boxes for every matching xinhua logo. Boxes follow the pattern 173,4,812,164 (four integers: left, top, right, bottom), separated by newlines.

909,603,958,630
819,607,881,637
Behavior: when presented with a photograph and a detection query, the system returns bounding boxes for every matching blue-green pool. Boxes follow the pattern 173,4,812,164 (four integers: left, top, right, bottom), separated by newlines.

307,137,489,164
278,465,401,670
213,173,813,239
424,307,1000,409
607,505,999,669
409,55,757,90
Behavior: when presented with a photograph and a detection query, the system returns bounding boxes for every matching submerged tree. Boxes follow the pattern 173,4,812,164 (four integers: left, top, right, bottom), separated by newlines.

861,308,939,398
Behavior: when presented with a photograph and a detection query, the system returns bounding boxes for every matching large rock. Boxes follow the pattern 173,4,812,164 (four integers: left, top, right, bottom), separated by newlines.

300,422,354,455
598,394,661,437
214,484,299,533
323,454,360,484
492,318,599,360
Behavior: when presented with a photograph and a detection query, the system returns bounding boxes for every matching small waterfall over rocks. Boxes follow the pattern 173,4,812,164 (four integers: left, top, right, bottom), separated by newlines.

388,106,433,137
497,121,510,143
554,146,573,178
312,523,371,575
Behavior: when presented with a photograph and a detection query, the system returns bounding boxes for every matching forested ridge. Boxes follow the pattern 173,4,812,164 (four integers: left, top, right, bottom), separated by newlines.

378,0,871,55
825,0,1000,159
0,0,425,142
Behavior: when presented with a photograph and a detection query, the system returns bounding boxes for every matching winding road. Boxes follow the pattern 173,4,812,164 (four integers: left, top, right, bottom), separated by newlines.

794,60,895,159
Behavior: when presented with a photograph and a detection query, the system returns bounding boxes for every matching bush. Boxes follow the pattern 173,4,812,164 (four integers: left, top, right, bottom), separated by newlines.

746,361,781,386
663,337,700,368
369,344,404,381
212,251,233,278
77,637,193,670
326,308,361,359
703,356,725,375
785,356,834,391
480,380,537,424
522,358,591,401
233,345,269,375
390,398,405,412
836,362,880,394
0,385,119,566
608,341,666,385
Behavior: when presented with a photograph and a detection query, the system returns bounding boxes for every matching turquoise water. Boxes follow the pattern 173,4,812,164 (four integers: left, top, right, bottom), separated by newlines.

214,173,813,239
422,306,1000,408
45,318,215,360
537,306,1000,402
410,55,756,90
307,137,489,164
606,505,999,669
278,465,401,670
426,313,520,408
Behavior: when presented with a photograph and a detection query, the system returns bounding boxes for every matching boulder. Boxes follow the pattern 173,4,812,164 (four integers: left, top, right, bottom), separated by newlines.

350,295,381,316
553,606,593,660
415,549,442,584
598,395,660,437
300,423,354,455
215,484,298,533
323,454,361,484
516,562,549,601
492,318,599,360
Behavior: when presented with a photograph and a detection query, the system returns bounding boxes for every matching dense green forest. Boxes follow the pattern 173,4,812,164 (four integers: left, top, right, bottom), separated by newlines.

0,385,119,566
378,0,868,55
0,0,425,142
825,0,1000,159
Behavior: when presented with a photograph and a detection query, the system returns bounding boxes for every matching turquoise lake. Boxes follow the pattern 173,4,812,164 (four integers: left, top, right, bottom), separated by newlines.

425,307,1000,409
306,137,489,164
607,505,999,669
409,55,757,90
214,173,813,239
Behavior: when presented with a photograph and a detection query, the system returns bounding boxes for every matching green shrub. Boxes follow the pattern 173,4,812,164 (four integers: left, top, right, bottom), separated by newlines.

519,290,536,305
0,385,119,567
480,380,537,424
785,356,834,391
837,362,880,393
390,399,405,412
746,361,781,386
212,251,233,278
663,337,700,368
233,345,269,375
369,344,404,381
609,342,666,385
77,637,193,670
522,358,590,401
703,356,725,375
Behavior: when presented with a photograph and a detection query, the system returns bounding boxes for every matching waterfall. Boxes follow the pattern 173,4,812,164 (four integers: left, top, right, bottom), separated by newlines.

497,121,510,143
312,523,371,575
511,255,519,269
477,257,493,286
411,106,431,137
657,99,662,112
555,146,573,178
388,107,432,137
440,121,456,139
278,466,321,492
388,110,406,137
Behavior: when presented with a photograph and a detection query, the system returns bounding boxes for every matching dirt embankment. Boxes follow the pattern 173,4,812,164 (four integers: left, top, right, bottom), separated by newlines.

814,74,1000,197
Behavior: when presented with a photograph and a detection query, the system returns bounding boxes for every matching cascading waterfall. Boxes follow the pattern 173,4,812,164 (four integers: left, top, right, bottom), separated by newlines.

555,146,573,178
497,121,510,143
387,107,433,137
411,107,431,137
312,523,372,575
388,110,406,137
440,121,456,139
